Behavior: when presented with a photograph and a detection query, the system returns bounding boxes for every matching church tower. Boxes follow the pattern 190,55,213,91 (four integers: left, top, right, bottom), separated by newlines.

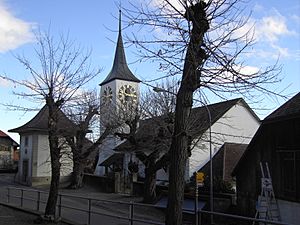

100,10,140,111
95,10,140,176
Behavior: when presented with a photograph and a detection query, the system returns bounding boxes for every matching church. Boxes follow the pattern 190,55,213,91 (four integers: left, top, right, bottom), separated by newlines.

94,11,261,195
94,10,141,182
8,9,260,193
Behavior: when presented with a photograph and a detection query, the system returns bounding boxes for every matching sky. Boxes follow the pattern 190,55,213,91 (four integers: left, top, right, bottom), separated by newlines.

0,0,299,143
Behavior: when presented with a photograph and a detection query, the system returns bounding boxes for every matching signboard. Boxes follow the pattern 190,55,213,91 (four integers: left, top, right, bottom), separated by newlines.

196,172,205,186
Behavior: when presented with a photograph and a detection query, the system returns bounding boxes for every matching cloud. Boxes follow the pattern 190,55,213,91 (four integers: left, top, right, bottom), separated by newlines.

0,1,35,53
291,14,300,25
253,3,264,12
0,76,10,87
150,0,186,12
235,8,297,60
256,10,294,42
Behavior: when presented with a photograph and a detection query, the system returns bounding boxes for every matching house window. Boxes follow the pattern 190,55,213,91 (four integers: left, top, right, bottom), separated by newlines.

279,150,300,201
0,144,9,151
24,136,29,146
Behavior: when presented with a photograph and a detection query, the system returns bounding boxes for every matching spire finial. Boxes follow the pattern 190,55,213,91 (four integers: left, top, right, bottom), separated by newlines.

119,9,122,34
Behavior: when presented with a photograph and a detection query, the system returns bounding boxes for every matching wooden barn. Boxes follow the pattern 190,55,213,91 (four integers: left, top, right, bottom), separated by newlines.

232,92,300,225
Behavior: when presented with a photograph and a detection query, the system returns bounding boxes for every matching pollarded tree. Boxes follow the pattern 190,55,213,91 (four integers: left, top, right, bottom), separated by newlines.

64,90,122,189
122,1,282,224
1,31,100,221
115,80,178,203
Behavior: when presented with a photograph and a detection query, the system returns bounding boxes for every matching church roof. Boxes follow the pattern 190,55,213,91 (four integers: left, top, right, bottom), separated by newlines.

115,98,257,152
100,11,140,86
9,105,78,134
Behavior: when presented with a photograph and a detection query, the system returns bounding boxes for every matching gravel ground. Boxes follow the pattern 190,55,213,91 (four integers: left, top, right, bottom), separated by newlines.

0,204,69,225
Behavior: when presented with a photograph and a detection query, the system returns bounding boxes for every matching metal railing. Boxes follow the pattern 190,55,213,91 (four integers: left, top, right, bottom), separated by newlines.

6,187,164,225
197,210,292,225
5,187,293,225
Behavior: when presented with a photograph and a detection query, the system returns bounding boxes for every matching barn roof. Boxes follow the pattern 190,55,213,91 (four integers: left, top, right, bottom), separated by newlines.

264,92,300,122
232,92,300,176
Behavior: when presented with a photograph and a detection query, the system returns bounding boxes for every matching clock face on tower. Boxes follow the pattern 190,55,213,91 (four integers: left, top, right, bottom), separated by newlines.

102,86,113,104
118,85,137,104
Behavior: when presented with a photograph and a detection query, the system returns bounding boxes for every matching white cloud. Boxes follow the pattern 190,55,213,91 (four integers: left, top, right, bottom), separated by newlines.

0,1,35,53
150,0,186,12
253,3,264,12
257,11,294,42
291,14,300,25
235,8,297,60
0,76,10,87
237,9,295,43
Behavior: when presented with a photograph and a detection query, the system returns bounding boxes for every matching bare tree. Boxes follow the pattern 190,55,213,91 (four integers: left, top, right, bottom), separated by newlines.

1,31,100,221
64,90,121,189
122,0,282,224
115,80,178,203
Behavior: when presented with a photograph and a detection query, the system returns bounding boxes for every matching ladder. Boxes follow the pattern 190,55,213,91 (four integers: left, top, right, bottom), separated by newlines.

254,162,281,225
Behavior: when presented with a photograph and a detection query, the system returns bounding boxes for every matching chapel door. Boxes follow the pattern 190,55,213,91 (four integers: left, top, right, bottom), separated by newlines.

22,160,28,182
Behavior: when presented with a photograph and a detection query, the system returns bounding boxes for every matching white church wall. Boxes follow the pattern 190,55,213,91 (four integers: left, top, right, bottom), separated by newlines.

188,102,260,178
36,134,51,177
17,134,33,184
95,135,123,176
97,79,140,177
115,80,140,103
36,135,72,177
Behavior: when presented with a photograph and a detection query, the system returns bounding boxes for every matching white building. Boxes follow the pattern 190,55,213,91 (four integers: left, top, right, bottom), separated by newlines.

95,10,141,177
9,106,75,186
115,98,260,184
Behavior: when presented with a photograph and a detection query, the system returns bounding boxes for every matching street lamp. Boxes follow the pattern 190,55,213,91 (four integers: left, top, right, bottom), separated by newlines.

152,86,213,220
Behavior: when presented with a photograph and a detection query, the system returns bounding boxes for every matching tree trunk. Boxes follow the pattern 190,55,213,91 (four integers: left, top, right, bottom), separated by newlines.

143,167,157,203
166,3,208,225
44,101,62,219
69,160,85,189
44,133,61,217
166,88,192,225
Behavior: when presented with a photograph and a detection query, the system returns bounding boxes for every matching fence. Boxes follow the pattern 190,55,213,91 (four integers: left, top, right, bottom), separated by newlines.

6,187,165,225
5,187,292,225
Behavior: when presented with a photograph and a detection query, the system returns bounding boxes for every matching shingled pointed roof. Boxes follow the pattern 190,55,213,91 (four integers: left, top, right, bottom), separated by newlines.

232,92,300,176
100,10,140,86
115,98,257,152
9,105,78,134
264,92,300,122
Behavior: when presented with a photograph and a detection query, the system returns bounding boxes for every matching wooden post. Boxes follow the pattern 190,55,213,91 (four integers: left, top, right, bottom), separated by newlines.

21,189,23,207
195,173,199,225
88,198,91,225
7,188,10,203
37,191,41,211
58,194,62,217
129,201,134,225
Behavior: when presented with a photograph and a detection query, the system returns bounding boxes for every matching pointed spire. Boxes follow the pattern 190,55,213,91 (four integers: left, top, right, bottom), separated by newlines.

119,9,122,34
100,10,140,86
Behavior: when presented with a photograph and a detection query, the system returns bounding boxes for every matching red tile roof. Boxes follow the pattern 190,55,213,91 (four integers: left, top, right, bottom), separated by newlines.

0,130,19,146
0,130,9,137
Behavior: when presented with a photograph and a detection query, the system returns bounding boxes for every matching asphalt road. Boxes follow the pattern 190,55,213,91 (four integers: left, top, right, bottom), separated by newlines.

0,173,166,225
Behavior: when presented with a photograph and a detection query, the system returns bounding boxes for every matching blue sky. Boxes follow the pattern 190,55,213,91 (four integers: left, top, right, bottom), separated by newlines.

0,0,299,142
